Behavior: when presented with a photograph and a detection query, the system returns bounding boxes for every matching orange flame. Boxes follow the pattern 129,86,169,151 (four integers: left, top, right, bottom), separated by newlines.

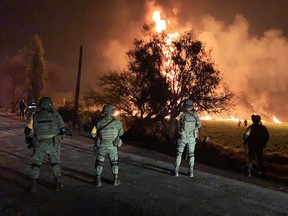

273,116,282,123
152,10,166,33
151,10,179,92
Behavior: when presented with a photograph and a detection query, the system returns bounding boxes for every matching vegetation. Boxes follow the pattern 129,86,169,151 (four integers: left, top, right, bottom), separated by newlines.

26,34,47,103
200,120,288,155
84,25,234,122
0,34,60,112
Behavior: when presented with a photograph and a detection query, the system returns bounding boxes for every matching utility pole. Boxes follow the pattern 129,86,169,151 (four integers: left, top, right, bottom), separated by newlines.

73,45,83,127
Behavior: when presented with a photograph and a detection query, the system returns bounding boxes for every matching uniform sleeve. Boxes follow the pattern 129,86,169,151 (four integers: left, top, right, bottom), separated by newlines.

179,113,185,130
117,120,124,137
26,113,34,130
195,112,201,129
263,126,269,143
91,126,97,139
243,126,251,144
55,112,65,128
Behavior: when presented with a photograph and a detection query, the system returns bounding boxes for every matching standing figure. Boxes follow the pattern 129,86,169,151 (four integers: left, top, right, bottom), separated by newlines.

19,99,26,118
244,119,248,127
24,97,66,192
91,105,124,187
243,114,269,177
237,119,241,127
173,99,201,177
26,99,37,122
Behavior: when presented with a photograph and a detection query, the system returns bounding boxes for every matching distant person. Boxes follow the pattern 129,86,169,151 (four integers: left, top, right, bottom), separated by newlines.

243,114,269,178
26,99,37,121
173,99,201,178
91,104,124,187
24,97,67,192
19,99,26,118
244,119,248,127
237,119,241,127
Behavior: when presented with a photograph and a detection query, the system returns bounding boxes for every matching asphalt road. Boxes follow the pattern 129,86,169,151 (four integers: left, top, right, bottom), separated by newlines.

0,115,287,216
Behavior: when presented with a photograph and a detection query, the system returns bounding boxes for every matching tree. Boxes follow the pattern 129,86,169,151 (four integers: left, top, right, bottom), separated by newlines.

0,50,28,112
85,26,234,121
26,34,47,103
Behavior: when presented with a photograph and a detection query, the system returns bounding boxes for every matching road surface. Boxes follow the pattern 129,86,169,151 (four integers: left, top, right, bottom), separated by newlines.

0,115,287,216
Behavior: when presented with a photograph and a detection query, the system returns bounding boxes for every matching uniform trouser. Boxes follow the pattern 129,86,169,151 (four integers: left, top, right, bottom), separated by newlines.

30,141,61,179
175,137,197,169
248,146,264,173
95,143,118,176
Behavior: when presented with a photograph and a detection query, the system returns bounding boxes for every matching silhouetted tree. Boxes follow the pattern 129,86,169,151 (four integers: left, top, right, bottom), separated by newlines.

0,50,28,112
85,25,234,121
26,34,47,103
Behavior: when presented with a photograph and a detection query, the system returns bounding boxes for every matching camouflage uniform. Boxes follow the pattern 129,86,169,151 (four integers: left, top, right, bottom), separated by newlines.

26,100,37,122
174,99,201,177
91,105,124,187
25,97,66,192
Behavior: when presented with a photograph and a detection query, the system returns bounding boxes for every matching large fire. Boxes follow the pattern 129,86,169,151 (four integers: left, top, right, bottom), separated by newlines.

273,116,282,124
152,10,179,92
150,10,285,124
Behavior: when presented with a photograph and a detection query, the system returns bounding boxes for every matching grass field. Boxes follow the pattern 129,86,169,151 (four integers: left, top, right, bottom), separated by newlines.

199,120,288,155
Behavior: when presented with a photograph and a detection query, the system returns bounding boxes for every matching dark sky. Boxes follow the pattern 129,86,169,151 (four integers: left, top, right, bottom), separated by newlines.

1,0,288,120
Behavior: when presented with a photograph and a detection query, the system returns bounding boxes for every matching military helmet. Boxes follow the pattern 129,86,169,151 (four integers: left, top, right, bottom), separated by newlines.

184,99,193,108
102,104,115,114
39,97,53,109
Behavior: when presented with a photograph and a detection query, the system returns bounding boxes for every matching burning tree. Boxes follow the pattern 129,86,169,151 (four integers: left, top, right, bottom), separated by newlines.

85,24,234,121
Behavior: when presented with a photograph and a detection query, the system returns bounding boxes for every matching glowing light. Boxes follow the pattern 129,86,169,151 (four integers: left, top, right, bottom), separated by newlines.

151,10,179,93
152,10,166,33
113,110,120,116
200,115,212,120
164,115,171,120
273,116,282,123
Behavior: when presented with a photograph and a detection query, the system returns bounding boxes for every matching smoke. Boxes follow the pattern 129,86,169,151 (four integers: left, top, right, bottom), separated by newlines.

193,15,288,121
140,1,288,121
1,0,288,121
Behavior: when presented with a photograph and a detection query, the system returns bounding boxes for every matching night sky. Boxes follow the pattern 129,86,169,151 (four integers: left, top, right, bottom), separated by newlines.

1,0,288,120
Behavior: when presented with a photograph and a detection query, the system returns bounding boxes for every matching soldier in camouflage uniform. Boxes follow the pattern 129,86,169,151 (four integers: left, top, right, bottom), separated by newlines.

24,97,66,192
173,99,201,177
91,104,124,187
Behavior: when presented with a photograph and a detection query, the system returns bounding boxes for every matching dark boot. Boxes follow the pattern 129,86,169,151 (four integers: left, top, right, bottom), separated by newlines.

113,174,121,186
95,175,102,187
55,178,63,191
173,166,179,177
30,179,36,193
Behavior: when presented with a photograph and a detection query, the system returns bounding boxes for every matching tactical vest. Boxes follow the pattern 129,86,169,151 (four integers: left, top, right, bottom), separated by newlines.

99,120,118,142
33,111,59,140
183,112,197,136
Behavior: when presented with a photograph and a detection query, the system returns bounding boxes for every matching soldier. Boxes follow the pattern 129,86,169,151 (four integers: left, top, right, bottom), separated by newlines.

91,105,124,187
26,99,37,122
24,97,67,192
243,114,269,178
173,99,201,177
19,99,26,118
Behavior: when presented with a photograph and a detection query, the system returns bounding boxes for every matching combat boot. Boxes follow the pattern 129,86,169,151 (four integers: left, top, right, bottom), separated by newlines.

55,178,63,191
95,175,102,187
174,166,179,177
30,179,36,193
113,174,121,186
188,168,194,178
